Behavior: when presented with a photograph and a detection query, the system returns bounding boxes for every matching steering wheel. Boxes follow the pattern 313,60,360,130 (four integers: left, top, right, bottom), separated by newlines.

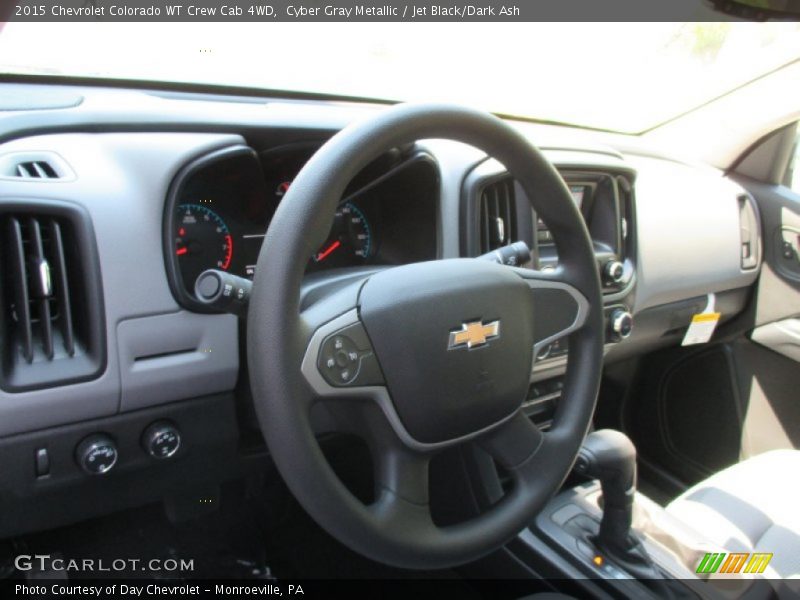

247,103,604,569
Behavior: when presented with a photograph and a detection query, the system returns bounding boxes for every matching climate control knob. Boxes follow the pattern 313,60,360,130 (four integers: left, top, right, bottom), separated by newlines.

603,260,625,286
609,309,633,341
76,434,118,475
142,421,181,459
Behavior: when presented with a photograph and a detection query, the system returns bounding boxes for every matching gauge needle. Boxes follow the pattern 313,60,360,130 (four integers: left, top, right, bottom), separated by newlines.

176,247,188,256
316,240,341,262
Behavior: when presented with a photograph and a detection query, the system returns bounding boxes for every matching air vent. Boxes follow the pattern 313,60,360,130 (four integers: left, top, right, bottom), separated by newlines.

616,175,634,256
479,178,517,253
0,204,105,391
738,194,760,270
0,152,74,181
14,161,59,179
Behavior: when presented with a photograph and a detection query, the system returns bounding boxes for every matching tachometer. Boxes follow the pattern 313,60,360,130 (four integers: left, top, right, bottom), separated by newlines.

311,202,372,269
175,204,233,289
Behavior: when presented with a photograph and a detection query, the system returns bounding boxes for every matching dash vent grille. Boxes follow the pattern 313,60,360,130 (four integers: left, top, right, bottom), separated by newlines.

479,178,516,254
3,216,76,362
0,204,105,391
14,161,59,179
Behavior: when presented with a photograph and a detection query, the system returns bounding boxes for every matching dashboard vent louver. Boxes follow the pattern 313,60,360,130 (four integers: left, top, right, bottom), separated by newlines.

479,178,517,253
14,160,59,179
2,216,76,363
1,205,104,392
616,175,634,256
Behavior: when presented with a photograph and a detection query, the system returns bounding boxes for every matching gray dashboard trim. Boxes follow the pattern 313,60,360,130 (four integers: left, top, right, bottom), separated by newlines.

627,155,761,313
0,132,242,437
117,311,239,412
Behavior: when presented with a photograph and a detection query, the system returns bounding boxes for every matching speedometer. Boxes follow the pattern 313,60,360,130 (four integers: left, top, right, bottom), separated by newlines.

311,202,372,269
175,204,233,289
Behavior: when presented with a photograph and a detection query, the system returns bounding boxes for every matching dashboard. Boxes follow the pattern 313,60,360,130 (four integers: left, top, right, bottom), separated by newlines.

0,82,763,538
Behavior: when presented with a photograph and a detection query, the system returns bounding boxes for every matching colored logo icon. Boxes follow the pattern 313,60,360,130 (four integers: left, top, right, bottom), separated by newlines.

696,552,773,575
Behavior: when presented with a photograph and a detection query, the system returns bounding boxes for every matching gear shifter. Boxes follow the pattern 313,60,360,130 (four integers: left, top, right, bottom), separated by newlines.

574,429,637,555
574,430,672,587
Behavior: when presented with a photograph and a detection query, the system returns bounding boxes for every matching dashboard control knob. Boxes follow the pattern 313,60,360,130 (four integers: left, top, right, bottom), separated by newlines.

76,434,118,475
609,309,633,341
142,421,181,459
603,260,625,285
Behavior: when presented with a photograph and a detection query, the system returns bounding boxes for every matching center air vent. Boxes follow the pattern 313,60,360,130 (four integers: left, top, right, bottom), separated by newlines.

479,178,517,253
0,203,105,391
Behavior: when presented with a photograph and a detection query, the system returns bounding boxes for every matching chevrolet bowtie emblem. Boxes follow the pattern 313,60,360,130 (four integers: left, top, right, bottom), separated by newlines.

448,320,500,350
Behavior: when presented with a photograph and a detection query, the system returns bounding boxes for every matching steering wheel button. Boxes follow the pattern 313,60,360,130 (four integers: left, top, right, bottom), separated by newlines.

317,323,385,387
335,350,349,367
349,351,384,386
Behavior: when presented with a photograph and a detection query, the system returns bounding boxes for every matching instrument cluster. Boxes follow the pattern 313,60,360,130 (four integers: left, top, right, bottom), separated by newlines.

165,143,439,310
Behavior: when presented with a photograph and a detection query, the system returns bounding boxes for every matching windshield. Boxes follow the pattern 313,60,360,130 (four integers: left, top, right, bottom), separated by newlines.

1,21,799,134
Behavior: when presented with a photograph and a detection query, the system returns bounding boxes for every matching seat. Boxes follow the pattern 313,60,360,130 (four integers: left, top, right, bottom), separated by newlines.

665,449,800,578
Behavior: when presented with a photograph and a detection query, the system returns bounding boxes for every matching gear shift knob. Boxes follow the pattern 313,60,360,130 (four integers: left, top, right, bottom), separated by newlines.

573,431,677,594
574,429,637,553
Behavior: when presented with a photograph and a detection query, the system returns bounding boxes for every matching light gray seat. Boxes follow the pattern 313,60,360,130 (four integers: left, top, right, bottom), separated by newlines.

666,449,800,578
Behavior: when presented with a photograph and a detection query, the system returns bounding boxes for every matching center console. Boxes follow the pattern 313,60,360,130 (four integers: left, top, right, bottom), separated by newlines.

514,431,773,600
531,165,636,377
533,431,697,599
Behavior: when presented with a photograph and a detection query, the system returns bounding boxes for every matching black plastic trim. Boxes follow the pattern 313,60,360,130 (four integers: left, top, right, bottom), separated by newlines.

162,144,262,313
0,199,107,392
0,393,240,539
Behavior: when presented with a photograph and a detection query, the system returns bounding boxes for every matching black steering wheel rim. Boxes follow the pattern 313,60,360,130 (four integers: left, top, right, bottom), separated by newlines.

247,103,604,569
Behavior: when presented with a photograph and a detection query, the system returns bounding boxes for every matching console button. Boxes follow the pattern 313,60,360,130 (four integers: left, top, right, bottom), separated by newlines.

35,448,50,478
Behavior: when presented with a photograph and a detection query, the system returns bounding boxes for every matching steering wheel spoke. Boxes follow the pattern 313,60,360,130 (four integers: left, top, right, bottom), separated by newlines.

479,410,544,472
372,430,432,508
512,267,591,364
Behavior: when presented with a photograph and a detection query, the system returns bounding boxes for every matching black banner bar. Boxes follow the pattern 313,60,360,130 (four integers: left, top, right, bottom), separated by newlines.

6,0,797,23
4,577,800,600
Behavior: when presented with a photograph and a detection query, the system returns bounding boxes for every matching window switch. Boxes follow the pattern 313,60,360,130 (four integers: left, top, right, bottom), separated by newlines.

35,448,50,478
